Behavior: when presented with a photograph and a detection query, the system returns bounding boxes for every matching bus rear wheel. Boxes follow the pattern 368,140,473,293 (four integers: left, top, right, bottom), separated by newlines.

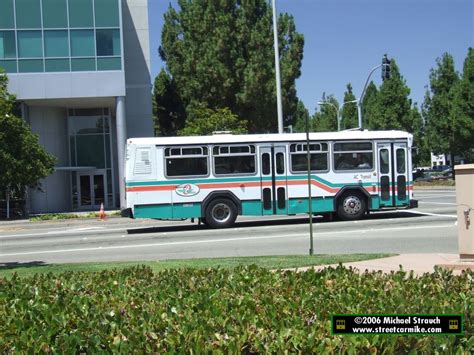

205,198,238,228
336,192,367,221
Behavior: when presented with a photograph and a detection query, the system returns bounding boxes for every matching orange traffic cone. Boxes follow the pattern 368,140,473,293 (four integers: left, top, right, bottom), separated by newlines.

99,203,106,221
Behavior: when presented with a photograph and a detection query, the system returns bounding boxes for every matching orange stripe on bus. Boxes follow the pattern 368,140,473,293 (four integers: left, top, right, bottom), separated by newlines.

127,181,411,194
126,185,175,192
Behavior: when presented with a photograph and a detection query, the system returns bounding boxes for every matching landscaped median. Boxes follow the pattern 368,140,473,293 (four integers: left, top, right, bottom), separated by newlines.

0,256,472,352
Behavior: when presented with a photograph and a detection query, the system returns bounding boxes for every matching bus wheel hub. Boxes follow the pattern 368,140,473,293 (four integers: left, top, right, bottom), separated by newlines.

212,203,230,222
344,197,361,215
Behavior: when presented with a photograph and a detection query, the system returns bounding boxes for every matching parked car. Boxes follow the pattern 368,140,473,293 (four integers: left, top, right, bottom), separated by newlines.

432,165,450,171
414,170,433,182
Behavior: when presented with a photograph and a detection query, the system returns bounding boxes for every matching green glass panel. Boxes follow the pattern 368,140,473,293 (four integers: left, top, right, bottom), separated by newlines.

71,58,95,71
76,134,105,168
18,59,43,72
17,31,43,58
96,29,120,56
42,0,68,28
45,58,70,72
15,0,42,29
0,0,15,29
68,0,93,28
71,116,104,134
94,0,119,27
0,60,17,73
70,30,95,57
44,31,69,57
97,57,121,71
0,31,16,59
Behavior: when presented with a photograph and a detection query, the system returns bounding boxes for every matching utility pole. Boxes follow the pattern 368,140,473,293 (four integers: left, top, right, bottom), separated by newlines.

272,0,284,134
305,109,314,255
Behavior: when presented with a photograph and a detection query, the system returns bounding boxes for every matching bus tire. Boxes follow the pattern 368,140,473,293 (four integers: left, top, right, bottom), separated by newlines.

336,192,367,221
205,198,238,228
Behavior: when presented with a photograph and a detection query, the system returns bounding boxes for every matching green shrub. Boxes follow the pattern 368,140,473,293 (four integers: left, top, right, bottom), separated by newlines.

30,213,80,221
0,266,472,352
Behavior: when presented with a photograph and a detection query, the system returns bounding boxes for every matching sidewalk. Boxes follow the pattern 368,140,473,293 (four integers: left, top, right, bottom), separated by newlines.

297,254,474,276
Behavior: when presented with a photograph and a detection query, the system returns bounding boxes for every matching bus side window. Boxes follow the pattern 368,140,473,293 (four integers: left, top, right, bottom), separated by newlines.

164,145,209,177
333,142,373,171
213,145,256,175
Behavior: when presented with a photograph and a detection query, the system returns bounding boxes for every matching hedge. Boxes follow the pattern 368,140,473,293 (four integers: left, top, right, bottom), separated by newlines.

0,266,472,352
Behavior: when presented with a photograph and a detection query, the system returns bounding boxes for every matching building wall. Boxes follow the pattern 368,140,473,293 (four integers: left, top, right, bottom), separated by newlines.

1,0,153,213
28,106,71,213
2,0,127,100
122,0,153,138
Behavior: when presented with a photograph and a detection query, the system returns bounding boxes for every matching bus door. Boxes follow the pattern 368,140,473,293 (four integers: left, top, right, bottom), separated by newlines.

377,142,409,207
393,142,409,206
260,146,288,215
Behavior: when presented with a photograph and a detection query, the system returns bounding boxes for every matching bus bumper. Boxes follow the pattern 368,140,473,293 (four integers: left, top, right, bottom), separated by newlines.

409,199,418,209
121,208,134,218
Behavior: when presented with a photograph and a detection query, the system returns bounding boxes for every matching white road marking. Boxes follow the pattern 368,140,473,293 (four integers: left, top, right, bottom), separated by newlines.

0,223,455,257
417,195,456,199
403,210,457,218
418,201,457,205
0,226,123,239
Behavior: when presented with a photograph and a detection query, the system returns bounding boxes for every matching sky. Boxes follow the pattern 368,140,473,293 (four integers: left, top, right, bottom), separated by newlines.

148,0,473,114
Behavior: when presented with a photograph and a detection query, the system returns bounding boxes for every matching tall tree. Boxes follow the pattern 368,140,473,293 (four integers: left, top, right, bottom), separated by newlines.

178,105,247,136
152,69,185,136
410,104,430,166
340,84,358,130
159,0,304,132
292,99,310,133
424,52,460,166
0,71,56,218
313,94,339,132
450,48,474,163
361,81,378,129
369,59,414,131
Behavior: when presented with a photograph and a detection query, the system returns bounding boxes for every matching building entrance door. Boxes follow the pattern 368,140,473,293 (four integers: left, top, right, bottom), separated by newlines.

77,170,107,210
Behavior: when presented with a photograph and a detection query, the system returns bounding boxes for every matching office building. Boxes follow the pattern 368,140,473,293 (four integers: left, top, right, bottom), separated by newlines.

0,0,153,213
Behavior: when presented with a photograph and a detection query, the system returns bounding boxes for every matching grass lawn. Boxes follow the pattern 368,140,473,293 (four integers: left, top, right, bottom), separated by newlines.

0,254,393,278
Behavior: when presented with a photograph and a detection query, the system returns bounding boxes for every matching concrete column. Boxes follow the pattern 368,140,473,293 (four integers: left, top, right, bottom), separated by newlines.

116,96,127,209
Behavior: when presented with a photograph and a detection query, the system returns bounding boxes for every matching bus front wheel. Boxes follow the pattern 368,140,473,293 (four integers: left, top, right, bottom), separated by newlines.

336,192,367,221
205,198,238,228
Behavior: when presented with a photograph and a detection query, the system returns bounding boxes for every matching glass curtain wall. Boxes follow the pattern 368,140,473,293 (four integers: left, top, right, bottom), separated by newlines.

68,108,114,210
0,0,121,73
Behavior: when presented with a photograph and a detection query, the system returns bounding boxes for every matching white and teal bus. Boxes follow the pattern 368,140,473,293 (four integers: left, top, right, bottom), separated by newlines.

122,130,418,228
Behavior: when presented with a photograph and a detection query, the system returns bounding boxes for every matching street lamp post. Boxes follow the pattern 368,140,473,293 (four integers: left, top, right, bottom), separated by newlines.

317,99,358,131
272,0,284,134
357,56,391,129
317,101,339,131
357,63,383,129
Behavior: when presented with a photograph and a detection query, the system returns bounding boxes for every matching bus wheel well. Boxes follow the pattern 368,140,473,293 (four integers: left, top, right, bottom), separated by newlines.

201,191,242,217
334,187,371,211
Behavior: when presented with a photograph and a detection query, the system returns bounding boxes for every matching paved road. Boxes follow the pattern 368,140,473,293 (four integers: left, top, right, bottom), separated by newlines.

0,188,458,265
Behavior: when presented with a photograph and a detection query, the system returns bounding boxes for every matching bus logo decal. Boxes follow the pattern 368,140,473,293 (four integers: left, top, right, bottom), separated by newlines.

176,184,200,197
